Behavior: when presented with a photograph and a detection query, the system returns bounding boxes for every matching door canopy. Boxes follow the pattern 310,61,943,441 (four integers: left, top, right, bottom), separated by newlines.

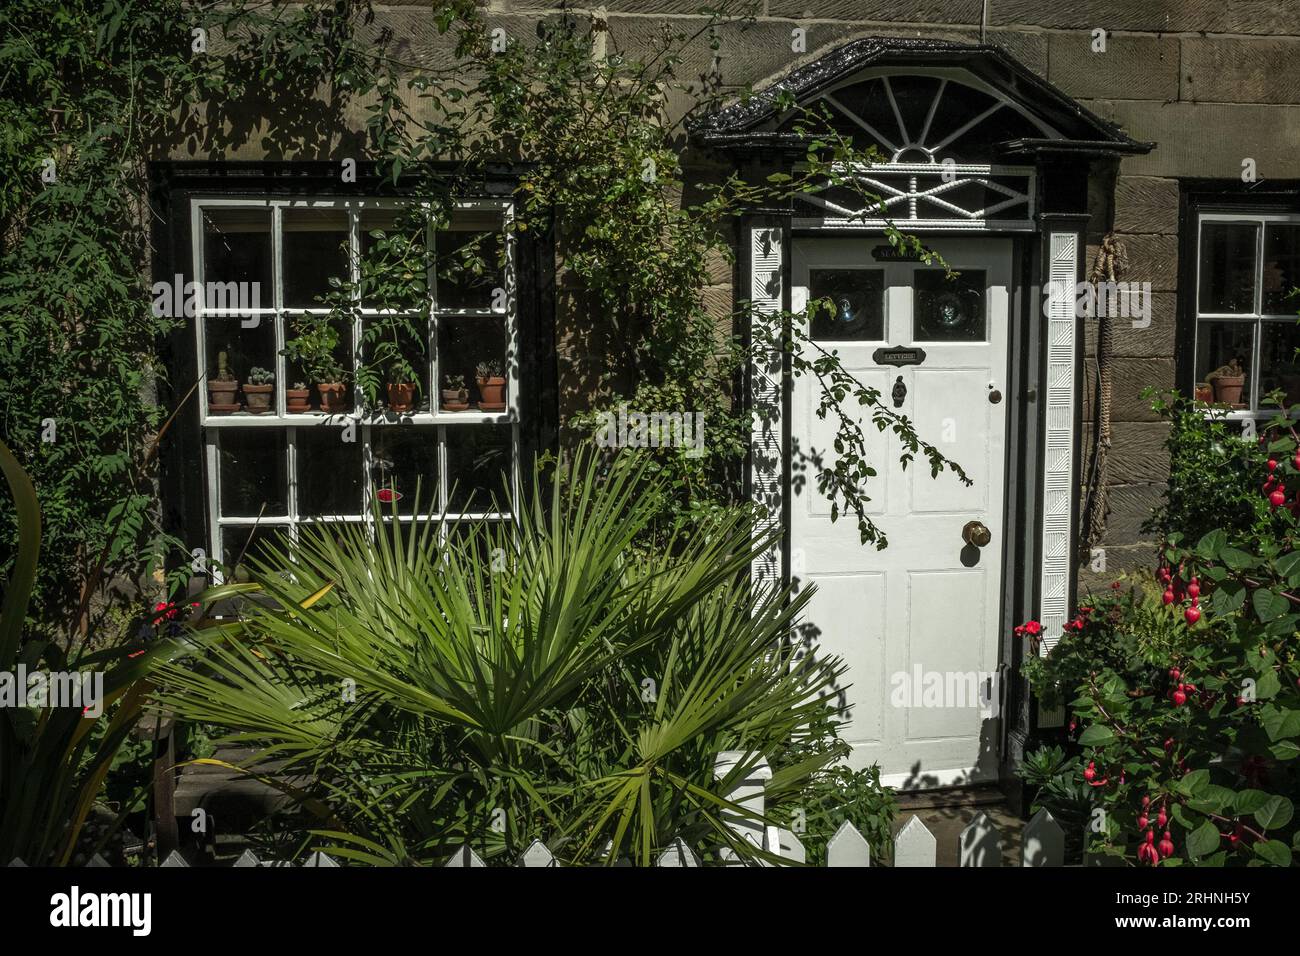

691,38,1152,231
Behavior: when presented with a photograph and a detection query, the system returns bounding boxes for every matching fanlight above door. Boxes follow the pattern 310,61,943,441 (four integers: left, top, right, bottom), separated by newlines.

792,73,1060,231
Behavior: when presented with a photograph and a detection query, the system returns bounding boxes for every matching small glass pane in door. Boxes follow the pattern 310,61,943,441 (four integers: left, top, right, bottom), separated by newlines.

808,269,884,341
914,269,986,342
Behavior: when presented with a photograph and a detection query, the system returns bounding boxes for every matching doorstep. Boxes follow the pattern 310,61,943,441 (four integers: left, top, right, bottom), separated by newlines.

892,784,1024,867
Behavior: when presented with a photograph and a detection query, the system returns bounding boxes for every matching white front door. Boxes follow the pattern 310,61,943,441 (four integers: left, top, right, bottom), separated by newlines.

790,237,1011,789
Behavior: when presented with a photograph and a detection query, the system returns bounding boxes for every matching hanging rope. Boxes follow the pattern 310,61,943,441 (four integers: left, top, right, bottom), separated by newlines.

1081,232,1128,556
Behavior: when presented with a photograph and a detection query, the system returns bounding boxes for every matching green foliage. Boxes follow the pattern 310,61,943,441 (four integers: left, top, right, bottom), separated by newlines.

1143,390,1273,545
767,711,896,863
0,439,180,865
281,312,349,385
323,208,433,403
1017,745,1091,862
389,8,965,549
0,0,391,634
1022,587,1193,711
154,450,847,866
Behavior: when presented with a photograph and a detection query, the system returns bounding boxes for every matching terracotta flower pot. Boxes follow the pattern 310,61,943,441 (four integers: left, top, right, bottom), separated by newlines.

387,382,418,412
476,375,506,411
317,382,348,414
1194,382,1214,403
208,379,240,414
1212,374,1245,406
243,383,273,414
441,388,469,412
287,387,311,413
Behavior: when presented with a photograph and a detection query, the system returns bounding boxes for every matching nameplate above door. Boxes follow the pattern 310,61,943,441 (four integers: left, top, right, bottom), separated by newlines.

873,346,928,367
872,244,925,262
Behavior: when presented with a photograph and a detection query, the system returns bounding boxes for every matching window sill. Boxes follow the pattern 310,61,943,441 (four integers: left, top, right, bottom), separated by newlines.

202,410,515,427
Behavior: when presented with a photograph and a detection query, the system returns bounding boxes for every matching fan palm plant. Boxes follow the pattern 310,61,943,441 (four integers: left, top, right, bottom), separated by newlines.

154,448,847,865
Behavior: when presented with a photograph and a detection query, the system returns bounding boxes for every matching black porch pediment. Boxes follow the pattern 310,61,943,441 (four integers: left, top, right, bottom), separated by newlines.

690,37,1153,160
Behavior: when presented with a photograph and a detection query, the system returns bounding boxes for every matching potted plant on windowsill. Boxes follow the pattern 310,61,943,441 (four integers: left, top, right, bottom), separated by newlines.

356,311,424,414
441,374,469,412
207,350,240,414
348,215,430,414
282,314,349,415
287,381,311,414
243,366,274,414
475,359,506,412
1207,357,1246,407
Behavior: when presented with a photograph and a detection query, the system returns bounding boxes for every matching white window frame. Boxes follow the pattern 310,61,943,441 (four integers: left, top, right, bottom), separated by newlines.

191,196,520,577
1194,211,1300,418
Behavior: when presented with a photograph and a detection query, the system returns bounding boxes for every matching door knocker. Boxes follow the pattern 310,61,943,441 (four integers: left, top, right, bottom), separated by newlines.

892,375,906,409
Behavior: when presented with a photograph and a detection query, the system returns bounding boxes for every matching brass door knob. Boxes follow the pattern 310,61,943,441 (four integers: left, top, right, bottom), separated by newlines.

962,520,992,548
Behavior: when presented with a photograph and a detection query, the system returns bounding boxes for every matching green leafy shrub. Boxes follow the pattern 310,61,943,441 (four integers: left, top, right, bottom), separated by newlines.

0,440,179,865
1143,391,1273,545
768,711,896,864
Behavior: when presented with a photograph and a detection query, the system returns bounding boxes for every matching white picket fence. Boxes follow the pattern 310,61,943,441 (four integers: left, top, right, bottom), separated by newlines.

5,808,1066,868
442,808,1067,867
7,849,342,868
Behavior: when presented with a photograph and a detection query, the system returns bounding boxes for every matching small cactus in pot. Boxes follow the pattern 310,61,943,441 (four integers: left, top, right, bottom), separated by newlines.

243,366,275,414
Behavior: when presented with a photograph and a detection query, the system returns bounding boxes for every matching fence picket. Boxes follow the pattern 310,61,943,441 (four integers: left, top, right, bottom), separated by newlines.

959,812,1004,867
1022,808,1064,867
87,853,112,867
894,815,937,867
826,820,871,867
444,845,486,867
8,858,26,867
233,849,262,867
302,851,339,868
159,850,189,868
517,839,558,867
774,827,806,864
656,837,700,867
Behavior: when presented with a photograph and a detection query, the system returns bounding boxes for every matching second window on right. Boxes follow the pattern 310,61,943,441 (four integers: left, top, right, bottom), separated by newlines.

1195,214,1300,412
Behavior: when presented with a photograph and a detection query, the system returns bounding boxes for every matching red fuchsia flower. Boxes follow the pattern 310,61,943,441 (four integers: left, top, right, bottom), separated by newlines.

1137,831,1159,865
1110,581,1122,590
1158,832,1176,859
376,487,403,504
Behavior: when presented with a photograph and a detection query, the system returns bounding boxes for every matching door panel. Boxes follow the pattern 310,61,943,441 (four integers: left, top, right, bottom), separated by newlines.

790,237,1011,789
